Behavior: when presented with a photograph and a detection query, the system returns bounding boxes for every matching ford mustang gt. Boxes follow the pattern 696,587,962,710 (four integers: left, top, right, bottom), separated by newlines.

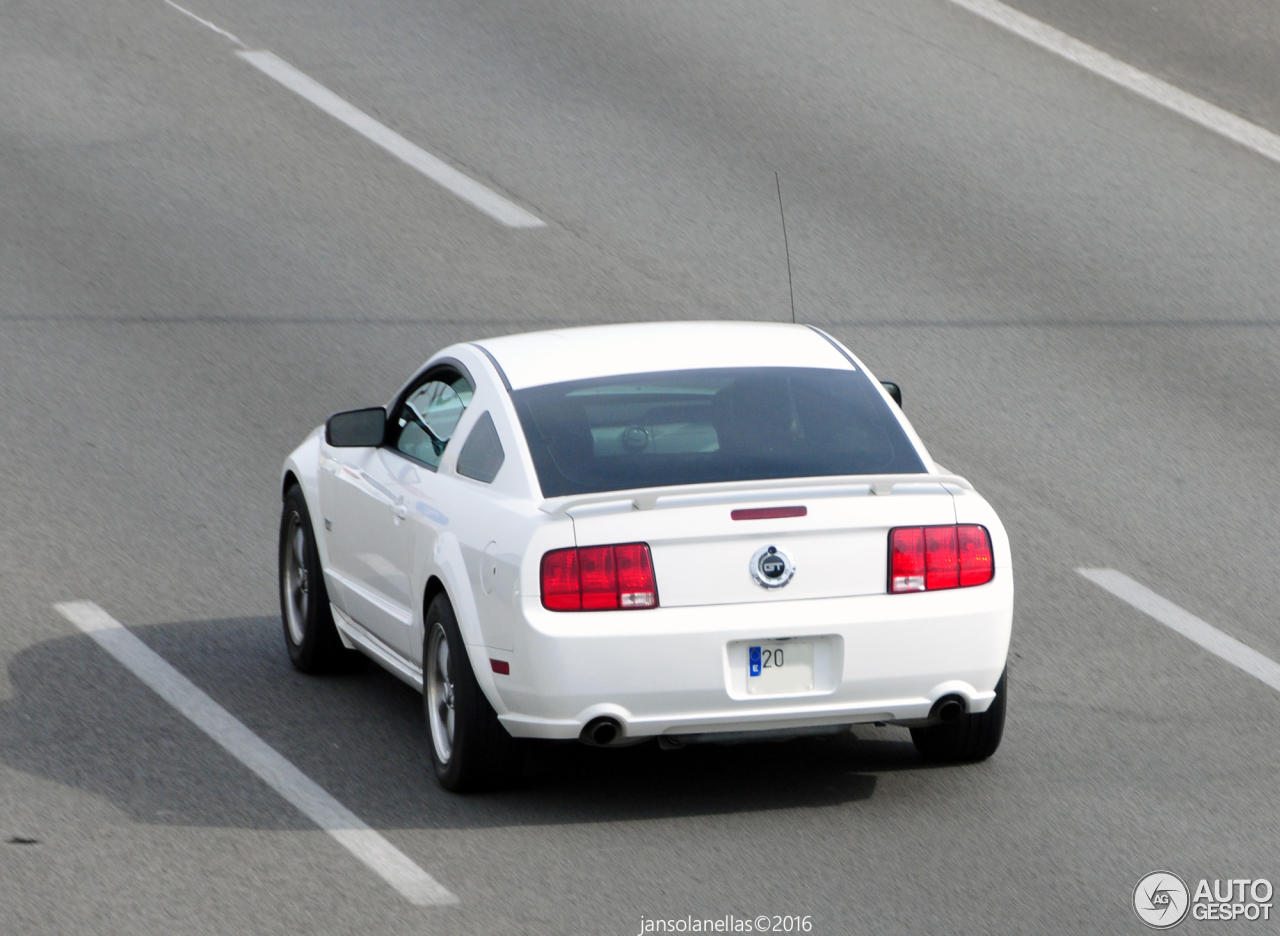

279,322,1012,791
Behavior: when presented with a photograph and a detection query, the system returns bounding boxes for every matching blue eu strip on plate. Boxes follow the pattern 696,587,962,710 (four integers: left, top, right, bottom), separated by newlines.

749,646,762,677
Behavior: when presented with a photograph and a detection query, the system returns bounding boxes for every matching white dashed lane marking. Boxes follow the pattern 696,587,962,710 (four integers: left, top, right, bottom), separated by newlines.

235,51,545,228
948,0,1280,166
162,0,245,48
161,1,544,228
54,601,458,907
1078,569,1280,694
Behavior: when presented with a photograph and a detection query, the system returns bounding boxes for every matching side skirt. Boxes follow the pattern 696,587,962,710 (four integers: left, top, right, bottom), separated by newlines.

331,603,424,692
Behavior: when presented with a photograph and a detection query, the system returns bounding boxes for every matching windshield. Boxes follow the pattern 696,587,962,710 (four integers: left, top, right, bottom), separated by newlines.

512,367,926,497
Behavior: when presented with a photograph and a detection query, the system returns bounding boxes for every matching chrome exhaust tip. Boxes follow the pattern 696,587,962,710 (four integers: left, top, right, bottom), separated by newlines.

580,716,623,747
931,695,967,723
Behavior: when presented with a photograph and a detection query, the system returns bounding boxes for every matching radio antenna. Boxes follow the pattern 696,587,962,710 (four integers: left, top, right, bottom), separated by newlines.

775,171,796,324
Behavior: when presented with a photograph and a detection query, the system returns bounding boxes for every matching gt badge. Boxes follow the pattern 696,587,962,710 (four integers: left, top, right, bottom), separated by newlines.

750,545,795,588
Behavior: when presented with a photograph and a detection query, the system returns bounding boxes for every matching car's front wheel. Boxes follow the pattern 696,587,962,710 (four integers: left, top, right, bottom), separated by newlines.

910,669,1006,763
424,592,522,791
279,485,353,673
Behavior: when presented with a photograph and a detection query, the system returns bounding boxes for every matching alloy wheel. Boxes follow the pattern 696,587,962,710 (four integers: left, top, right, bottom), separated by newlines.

283,511,309,646
426,622,456,764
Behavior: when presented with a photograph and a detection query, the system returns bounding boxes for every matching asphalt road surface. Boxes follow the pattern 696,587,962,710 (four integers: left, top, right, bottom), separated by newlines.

3,0,1280,933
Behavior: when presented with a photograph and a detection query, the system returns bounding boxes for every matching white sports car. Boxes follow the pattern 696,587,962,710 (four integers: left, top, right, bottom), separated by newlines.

279,322,1012,791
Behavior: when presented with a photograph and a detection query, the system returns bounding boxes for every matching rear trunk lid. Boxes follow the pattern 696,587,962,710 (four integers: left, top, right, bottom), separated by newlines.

566,481,957,606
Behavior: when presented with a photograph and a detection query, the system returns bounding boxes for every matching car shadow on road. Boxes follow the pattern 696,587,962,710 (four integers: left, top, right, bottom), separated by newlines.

1,617,955,832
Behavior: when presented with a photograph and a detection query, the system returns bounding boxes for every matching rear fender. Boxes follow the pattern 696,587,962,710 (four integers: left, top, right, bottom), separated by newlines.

950,489,1014,574
424,531,509,715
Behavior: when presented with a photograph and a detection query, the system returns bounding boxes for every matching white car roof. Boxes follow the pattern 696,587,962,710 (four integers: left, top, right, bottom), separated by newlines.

475,321,855,390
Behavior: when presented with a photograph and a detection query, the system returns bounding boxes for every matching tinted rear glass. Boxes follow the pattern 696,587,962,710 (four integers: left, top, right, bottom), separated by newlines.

512,367,926,497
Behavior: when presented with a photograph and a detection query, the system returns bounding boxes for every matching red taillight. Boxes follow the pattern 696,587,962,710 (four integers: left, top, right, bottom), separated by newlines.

578,546,617,610
614,543,657,608
957,525,994,587
540,548,581,610
540,543,657,611
925,525,959,590
890,525,993,593
889,527,925,592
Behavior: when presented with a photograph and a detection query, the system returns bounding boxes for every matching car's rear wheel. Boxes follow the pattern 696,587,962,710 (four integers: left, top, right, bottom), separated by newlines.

424,593,521,791
279,485,352,673
910,669,1006,763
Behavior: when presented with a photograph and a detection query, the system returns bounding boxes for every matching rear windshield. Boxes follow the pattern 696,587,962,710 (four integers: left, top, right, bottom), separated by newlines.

512,367,926,497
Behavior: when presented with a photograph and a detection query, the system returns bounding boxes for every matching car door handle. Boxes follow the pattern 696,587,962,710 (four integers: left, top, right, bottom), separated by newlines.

393,503,408,520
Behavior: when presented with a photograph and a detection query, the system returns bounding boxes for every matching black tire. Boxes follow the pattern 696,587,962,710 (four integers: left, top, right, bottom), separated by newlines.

423,593,522,792
910,669,1007,763
279,485,353,673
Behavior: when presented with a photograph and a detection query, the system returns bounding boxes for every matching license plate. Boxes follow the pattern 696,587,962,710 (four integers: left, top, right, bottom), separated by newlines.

747,641,814,694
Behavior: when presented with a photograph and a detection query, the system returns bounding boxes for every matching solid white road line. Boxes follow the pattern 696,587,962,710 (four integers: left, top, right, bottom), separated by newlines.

236,50,546,229
162,0,246,48
1077,569,1280,694
947,0,1280,166
53,601,458,907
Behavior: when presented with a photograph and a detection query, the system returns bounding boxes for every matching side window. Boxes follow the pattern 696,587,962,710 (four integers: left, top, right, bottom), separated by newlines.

391,373,473,469
456,411,505,483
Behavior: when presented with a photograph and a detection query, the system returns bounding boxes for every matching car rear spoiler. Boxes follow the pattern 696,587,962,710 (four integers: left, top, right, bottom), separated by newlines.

538,472,976,517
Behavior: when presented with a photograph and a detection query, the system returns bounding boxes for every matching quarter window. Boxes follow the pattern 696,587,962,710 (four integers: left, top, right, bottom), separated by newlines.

392,374,473,469
456,411,506,483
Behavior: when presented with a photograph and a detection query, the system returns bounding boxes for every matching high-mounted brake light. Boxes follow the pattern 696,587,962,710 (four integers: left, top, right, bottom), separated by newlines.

541,543,658,611
889,525,993,593
731,506,807,521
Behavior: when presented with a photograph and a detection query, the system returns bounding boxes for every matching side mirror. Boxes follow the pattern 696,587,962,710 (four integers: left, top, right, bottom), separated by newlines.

325,407,387,447
880,381,902,408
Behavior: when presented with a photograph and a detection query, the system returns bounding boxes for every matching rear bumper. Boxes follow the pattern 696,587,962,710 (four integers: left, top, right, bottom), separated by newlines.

490,576,1013,740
